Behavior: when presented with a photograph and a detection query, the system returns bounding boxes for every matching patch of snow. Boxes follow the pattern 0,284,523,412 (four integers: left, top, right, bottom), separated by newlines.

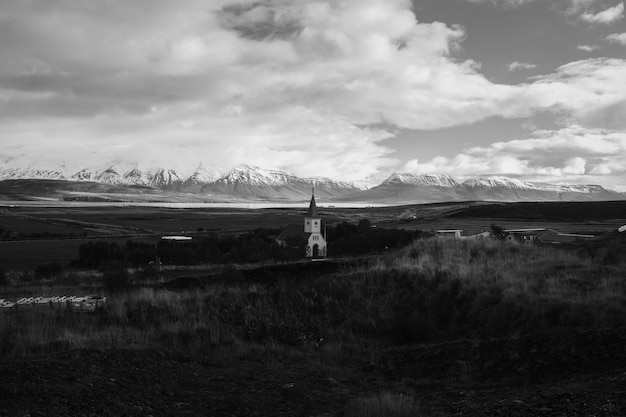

464,176,537,190
383,173,462,187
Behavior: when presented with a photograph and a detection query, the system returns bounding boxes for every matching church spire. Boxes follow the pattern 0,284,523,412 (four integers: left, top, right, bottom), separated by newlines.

307,187,318,217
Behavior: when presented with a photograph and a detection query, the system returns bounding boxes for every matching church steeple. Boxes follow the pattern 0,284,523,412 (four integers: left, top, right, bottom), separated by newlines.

307,187,318,218
302,187,326,258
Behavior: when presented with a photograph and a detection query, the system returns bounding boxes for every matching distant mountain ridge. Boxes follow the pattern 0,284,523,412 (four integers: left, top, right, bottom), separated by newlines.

0,156,624,203
0,159,364,201
338,173,625,203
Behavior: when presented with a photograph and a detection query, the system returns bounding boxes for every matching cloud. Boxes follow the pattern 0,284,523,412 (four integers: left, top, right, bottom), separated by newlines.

463,0,535,6
577,44,600,51
1,0,626,184
607,32,626,43
0,0,471,180
580,2,624,23
464,0,626,24
402,126,626,187
508,61,537,71
527,58,626,129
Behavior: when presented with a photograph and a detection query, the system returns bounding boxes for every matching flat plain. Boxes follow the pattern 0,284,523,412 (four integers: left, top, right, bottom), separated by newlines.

1,200,625,270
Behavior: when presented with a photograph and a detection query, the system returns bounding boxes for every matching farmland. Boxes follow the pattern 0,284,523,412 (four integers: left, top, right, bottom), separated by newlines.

1,200,625,270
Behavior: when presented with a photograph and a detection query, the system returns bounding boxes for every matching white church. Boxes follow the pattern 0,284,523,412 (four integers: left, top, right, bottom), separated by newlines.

276,190,327,258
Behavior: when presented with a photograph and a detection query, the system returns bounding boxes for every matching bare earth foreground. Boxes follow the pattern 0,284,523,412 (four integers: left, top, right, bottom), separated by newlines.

2,328,626,416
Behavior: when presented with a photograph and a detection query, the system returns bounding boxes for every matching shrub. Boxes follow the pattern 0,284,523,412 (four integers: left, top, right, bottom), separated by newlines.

34,262,63,280
103,266,132,291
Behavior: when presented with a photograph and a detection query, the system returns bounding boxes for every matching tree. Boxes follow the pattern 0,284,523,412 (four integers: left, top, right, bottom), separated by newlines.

490,224,506,240
102,263,131,291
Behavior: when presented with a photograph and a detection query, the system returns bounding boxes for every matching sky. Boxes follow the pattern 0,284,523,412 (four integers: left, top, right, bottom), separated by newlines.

0,0,625,189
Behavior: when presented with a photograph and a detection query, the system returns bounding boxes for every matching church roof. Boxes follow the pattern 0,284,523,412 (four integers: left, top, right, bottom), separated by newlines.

306,190,318,217
276,224,311,242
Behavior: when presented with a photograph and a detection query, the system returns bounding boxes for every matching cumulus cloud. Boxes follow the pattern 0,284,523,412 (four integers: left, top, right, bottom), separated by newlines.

577,44,600,51
464,0,535,6
580,2,624,23
607,32,626,43
508,61,537,71
1,0,626,184
403,126,626,187
465,0,625,24
0,0,472,180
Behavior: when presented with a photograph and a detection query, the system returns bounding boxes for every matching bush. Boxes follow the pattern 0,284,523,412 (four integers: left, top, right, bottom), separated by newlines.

34,262,63,280
103,266,132,291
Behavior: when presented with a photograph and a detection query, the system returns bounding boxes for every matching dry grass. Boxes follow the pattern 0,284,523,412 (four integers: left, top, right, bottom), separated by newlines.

1,237,625,357
344,392,421,417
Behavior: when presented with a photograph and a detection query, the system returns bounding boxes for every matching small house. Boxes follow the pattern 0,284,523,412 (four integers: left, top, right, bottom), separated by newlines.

435,229,463,239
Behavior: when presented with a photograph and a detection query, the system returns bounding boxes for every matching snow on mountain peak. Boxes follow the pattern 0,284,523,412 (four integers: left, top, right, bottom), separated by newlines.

382,173,462,188
463,176,537,190
185,165,223,185
221,165,294,186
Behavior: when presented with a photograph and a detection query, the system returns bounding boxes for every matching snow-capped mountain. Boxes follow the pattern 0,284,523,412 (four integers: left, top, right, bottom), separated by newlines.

0,153,77,181
339,173,625,204
1,154,624,203
382,173,464,188
201,165,363,200
0,158,364,201
339,173,474,203
463,176,538,190
462,176,624,202
69,161,188,187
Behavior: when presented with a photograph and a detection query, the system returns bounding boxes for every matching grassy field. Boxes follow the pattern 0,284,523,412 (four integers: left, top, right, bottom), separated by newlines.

1,201,624,271
2,232,625,357
1,203,625,416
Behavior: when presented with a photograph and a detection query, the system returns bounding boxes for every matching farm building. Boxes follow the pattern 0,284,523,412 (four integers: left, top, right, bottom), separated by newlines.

435,230,491,240
435,229,463,239
504,228,594,244
504,228,545,244
537,229,594,244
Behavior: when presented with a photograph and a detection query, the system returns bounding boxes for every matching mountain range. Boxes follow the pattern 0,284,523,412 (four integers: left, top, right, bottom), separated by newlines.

336,174,624,204
0,157,624,204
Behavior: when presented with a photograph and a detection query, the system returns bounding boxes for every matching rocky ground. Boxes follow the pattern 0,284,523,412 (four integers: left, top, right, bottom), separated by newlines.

2,328,626,416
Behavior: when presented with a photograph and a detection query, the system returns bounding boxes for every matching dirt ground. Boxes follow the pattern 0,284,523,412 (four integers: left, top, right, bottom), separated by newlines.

2,328,625,417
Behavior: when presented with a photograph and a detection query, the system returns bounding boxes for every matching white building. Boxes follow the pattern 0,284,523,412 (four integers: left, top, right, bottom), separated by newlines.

276,189,327,258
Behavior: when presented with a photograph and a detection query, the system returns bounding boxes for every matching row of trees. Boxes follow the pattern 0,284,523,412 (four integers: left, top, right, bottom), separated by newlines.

71,221,428,268
326,220,430,256
72,229,305,268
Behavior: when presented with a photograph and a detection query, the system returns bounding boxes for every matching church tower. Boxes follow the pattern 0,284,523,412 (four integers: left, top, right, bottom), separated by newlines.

304,189,327,258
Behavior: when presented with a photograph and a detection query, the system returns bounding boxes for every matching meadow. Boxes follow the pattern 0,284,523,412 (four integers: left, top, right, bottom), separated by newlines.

1,202,625,415
2,234,625,356
2,201,624,269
